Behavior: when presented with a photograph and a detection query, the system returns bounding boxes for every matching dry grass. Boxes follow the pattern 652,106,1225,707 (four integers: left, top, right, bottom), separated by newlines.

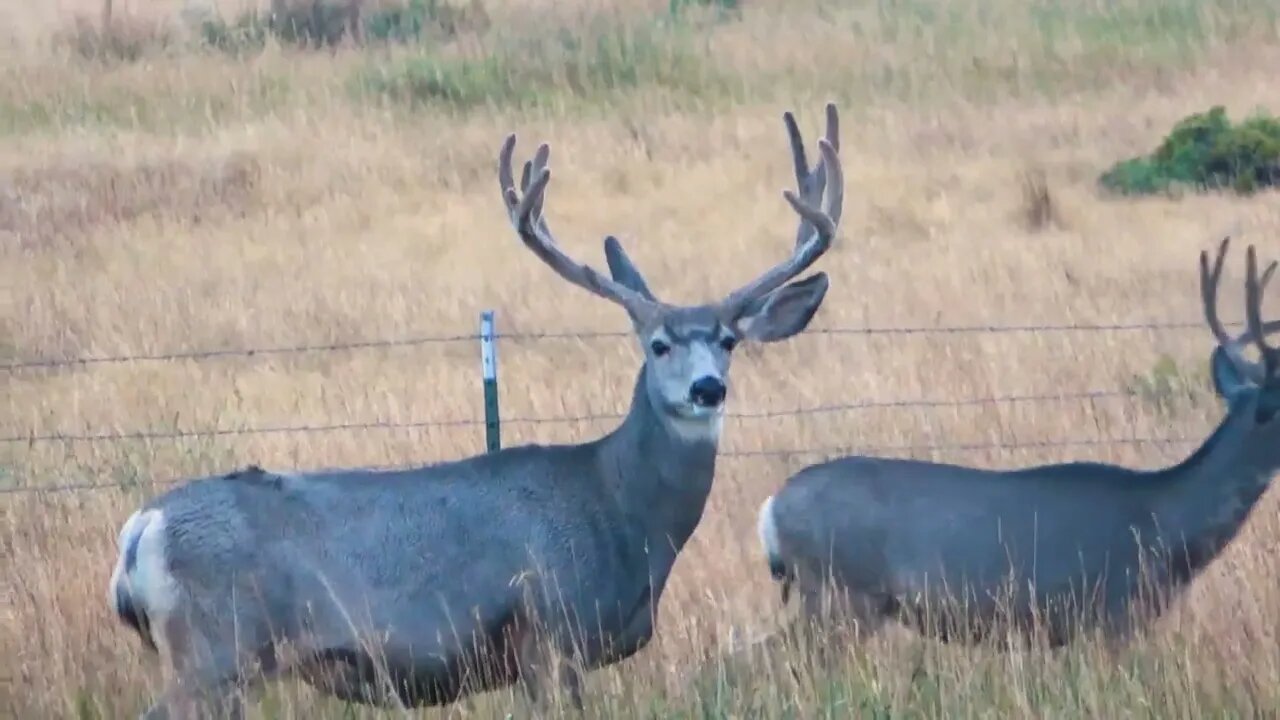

4,0,1280,717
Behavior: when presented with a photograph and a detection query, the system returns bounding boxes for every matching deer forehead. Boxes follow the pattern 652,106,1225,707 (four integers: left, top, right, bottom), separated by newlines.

649,307,731,344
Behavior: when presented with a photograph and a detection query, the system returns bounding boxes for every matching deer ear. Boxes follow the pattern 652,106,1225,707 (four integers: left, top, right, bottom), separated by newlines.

1210,345,1255,404
732,272,829,343
604,236,659,331
604,236,657,302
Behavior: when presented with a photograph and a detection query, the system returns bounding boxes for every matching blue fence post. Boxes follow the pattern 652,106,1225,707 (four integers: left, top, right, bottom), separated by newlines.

480,310,501,453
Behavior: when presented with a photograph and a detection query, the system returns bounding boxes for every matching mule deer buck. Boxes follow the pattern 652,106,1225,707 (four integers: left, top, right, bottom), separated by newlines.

107,104,844,718
756,237,1279,649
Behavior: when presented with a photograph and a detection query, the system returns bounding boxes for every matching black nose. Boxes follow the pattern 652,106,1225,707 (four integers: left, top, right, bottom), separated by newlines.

689,376,727,408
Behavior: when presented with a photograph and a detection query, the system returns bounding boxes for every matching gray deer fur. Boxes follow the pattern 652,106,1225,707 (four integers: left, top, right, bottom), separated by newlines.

107,104,845,718
757,237,1280,648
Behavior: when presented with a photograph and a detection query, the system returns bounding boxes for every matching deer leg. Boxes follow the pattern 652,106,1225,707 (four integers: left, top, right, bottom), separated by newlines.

140,655,249,720
140,684,245,720
140,605,268,720
792,584,885,672
513,622,583,714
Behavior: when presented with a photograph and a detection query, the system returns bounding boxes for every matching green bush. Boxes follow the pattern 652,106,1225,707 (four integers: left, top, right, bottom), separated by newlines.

363,0,490,43
199,12,270,55
363,0,430,43
1100,106,1280,195
267,0,357,48
668,0,741,19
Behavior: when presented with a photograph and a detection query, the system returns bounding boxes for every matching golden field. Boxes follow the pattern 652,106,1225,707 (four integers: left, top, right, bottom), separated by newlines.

3,0,1280,716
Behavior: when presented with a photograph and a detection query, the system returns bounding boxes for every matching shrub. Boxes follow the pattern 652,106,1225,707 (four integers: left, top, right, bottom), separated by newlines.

668,0,741,20
265,0,360,48
1100,106,1280,195
199,12,270,55
363,0,490,43
197,0,490,54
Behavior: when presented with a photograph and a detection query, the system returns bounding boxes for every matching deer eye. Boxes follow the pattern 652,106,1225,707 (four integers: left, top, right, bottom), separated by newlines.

719,336,738,352
650,339,671,357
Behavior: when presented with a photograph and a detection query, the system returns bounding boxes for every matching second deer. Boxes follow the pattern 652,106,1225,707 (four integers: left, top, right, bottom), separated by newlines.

757,237,1279,648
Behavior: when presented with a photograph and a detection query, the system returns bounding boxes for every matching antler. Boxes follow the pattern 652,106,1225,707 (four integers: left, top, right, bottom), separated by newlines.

718,103,844,318
1199,237,1280,382
784,102,842,249
1201,237,1240,351
498,135,660,322
1244,245,1280,378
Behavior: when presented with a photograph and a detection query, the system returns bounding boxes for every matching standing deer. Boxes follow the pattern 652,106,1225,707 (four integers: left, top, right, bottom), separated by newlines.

107,104,844,718
756,237,1280,649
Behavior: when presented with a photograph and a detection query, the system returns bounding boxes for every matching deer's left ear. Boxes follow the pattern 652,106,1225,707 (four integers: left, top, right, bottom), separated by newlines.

731,272,829,343
1210,345,1256,405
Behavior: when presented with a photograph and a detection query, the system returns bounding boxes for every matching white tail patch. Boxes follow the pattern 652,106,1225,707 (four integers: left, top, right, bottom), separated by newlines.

757,494,781,566
108,509,179,621
108,510,148,614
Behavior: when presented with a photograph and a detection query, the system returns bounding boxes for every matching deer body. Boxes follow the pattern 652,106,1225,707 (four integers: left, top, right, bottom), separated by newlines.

109,105,845,718
113,367,713,707
758,239,1280,647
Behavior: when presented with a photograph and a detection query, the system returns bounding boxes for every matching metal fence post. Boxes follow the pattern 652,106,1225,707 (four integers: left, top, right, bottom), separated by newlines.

479,310,501,452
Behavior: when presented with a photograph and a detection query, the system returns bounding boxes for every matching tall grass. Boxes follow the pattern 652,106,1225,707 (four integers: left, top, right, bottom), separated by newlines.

353,17,724,111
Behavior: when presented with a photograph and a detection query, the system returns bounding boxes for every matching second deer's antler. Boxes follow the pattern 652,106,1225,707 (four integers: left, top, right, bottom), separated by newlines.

1200,237,1280,382
1244,245,1279,378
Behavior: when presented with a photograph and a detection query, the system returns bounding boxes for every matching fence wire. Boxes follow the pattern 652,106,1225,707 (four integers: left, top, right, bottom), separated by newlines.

2,317,1220,497
1,319,1235,372
0,435,1196,496
2,389,1140,445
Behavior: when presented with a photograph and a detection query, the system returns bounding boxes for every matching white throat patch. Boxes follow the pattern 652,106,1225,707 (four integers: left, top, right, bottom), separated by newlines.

665,412,724,444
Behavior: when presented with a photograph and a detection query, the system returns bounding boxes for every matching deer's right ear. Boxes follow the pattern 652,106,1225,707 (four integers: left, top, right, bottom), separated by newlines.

604,236,657,302
1210,345,1256,404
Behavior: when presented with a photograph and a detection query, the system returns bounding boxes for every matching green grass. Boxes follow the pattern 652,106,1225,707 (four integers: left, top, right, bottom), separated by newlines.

354,18,724,111
7,0,1278,134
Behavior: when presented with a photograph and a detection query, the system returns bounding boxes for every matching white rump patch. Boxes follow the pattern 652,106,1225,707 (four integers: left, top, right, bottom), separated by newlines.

108,509,180,621
134,511,180,618
757,495,781,563
108,509,147,613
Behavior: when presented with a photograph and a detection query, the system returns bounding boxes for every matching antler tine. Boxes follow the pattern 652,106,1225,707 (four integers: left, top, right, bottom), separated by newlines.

1244,245,1280,376
820,101,843,228
719,105,844,317
783,111,812,202
1200,236,1236,350
497,135,657,318
782,102,843,249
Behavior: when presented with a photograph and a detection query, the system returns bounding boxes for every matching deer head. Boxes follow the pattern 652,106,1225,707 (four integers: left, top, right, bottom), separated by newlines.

497,104,844,438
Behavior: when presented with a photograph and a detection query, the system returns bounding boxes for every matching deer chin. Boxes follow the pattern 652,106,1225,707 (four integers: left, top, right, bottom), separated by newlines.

663,404,725,444
670,401,724,420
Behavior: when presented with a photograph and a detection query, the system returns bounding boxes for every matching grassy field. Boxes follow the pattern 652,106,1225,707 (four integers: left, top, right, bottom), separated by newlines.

4,0,1280,717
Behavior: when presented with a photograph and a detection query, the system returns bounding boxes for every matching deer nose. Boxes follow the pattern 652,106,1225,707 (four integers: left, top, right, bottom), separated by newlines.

689,376,727,408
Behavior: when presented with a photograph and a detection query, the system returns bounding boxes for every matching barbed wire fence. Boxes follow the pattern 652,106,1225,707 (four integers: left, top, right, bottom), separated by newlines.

2,314,1227,496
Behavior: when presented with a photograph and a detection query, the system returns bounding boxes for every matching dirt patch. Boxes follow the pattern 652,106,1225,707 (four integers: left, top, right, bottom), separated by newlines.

0,151,261,249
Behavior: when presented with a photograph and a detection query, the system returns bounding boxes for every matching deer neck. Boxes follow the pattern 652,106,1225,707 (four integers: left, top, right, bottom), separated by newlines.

595,365,719,572
1152,400,1277,577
